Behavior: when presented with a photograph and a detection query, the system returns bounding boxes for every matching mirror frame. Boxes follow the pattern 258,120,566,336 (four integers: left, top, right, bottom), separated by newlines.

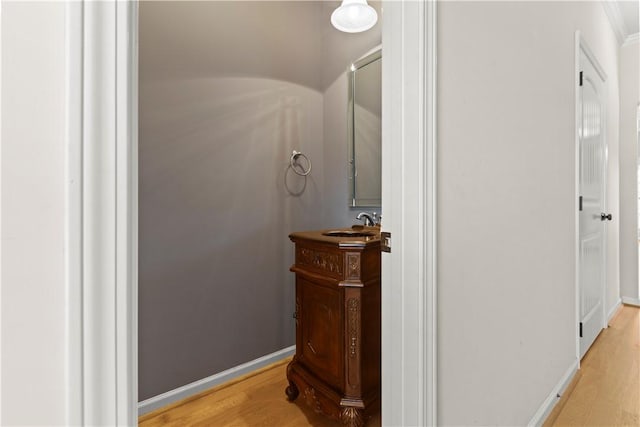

348,47,382,208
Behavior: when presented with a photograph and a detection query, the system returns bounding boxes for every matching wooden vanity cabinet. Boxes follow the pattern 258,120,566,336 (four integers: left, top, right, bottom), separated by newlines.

285,230,381,427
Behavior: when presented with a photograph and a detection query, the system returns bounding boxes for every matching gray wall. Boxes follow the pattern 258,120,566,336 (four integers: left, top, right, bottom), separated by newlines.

322,1,382,226
618,41,640,302
438,2,620,424
139,1,380,400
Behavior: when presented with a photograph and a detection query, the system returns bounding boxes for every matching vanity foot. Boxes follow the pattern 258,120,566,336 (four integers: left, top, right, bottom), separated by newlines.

285,382,299,402
340,407,365,427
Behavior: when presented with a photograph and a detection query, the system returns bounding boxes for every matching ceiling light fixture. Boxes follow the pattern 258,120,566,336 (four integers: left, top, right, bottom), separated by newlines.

330,0,378,33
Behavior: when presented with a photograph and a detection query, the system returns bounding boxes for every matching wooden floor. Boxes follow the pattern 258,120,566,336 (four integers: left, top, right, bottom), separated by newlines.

139,359,381,427
546,305,640,426
141,305,639,426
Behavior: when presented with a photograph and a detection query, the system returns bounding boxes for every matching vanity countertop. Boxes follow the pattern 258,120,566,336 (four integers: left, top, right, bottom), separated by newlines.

289,226,380,248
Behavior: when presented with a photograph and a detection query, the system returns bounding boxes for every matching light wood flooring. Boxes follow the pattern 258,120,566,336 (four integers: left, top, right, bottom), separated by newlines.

546,304,640,426
140,305,639,426
139,359,381,427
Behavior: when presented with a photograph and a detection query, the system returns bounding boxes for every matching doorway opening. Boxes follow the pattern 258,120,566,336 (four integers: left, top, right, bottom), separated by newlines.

137,1,382,422
67,1,436,424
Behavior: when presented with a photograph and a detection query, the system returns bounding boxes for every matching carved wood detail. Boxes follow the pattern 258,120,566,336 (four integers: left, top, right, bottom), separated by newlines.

348,298,359,358
346,253,361,280
294,296,300,326
346,296,361,390
340,407,365,427
304,387,322,413
298,247,343,275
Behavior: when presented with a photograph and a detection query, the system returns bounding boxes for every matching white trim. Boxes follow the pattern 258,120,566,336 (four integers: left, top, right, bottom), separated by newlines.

601,0,628,45
0,2,3,423
425,1,438,423
527,360,579,427
623,33,640,46
67,1,138,424
574,31,581,364
82,2,119,423
607,298,622,323
622,296,640,307
580,37,608,83
115,1,138,425
65,1,84,424
138,346,295,416
599,37,609,334
381,0,436,425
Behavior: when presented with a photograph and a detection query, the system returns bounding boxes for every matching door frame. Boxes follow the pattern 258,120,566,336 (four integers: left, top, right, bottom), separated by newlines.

636,103,640,302
66,0,436,425
381,0,437,425
574,31,608,363
66,1,138,424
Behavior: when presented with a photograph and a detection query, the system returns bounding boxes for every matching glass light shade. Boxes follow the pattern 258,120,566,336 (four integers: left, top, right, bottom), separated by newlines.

331,0,378,33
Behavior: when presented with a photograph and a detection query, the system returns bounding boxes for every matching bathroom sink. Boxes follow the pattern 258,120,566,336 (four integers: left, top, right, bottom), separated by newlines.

322,230,376,238
290,227,379,249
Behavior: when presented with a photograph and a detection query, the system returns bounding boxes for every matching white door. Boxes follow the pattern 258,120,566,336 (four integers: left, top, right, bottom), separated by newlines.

578,46,608,359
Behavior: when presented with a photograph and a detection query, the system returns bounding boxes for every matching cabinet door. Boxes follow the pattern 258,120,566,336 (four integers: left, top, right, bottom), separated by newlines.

299,278,343,388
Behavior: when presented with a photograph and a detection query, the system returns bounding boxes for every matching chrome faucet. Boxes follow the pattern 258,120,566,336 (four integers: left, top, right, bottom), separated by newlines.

356,212,375,226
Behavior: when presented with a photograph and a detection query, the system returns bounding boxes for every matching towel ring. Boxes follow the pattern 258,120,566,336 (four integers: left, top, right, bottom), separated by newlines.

290,150,312,176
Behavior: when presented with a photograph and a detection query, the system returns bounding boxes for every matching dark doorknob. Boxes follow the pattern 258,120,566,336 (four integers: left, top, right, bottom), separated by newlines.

600,213,612,221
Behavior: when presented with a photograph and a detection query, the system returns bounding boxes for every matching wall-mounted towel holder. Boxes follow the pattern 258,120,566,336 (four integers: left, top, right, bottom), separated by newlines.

290,150,312,176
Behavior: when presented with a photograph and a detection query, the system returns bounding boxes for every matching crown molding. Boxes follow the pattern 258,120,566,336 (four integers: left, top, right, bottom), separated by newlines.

601,0,629,45
623,32,640,46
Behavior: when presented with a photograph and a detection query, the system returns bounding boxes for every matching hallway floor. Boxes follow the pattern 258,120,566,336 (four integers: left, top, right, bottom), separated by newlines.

547,305,640,426
140,306,639,426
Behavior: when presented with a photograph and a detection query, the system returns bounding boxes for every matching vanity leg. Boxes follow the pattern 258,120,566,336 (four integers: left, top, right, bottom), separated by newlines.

285,381,299,402
285,358,299,401
340,407,365,427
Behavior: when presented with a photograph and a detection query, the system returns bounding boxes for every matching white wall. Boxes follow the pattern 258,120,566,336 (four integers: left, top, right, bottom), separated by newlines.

618,40,640,302
1,1,68,425
438,1,620,424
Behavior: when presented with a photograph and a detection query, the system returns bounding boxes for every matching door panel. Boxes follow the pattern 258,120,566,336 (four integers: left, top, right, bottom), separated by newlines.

578,48,606,359
299,278,342,387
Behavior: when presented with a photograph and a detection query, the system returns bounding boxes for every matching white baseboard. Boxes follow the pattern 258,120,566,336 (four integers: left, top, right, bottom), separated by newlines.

622,296,640,307
138,345,295,416
527,359,579,427
607,298,622,323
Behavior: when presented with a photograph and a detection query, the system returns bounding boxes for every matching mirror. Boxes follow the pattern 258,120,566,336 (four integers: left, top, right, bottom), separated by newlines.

349,48,382,207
